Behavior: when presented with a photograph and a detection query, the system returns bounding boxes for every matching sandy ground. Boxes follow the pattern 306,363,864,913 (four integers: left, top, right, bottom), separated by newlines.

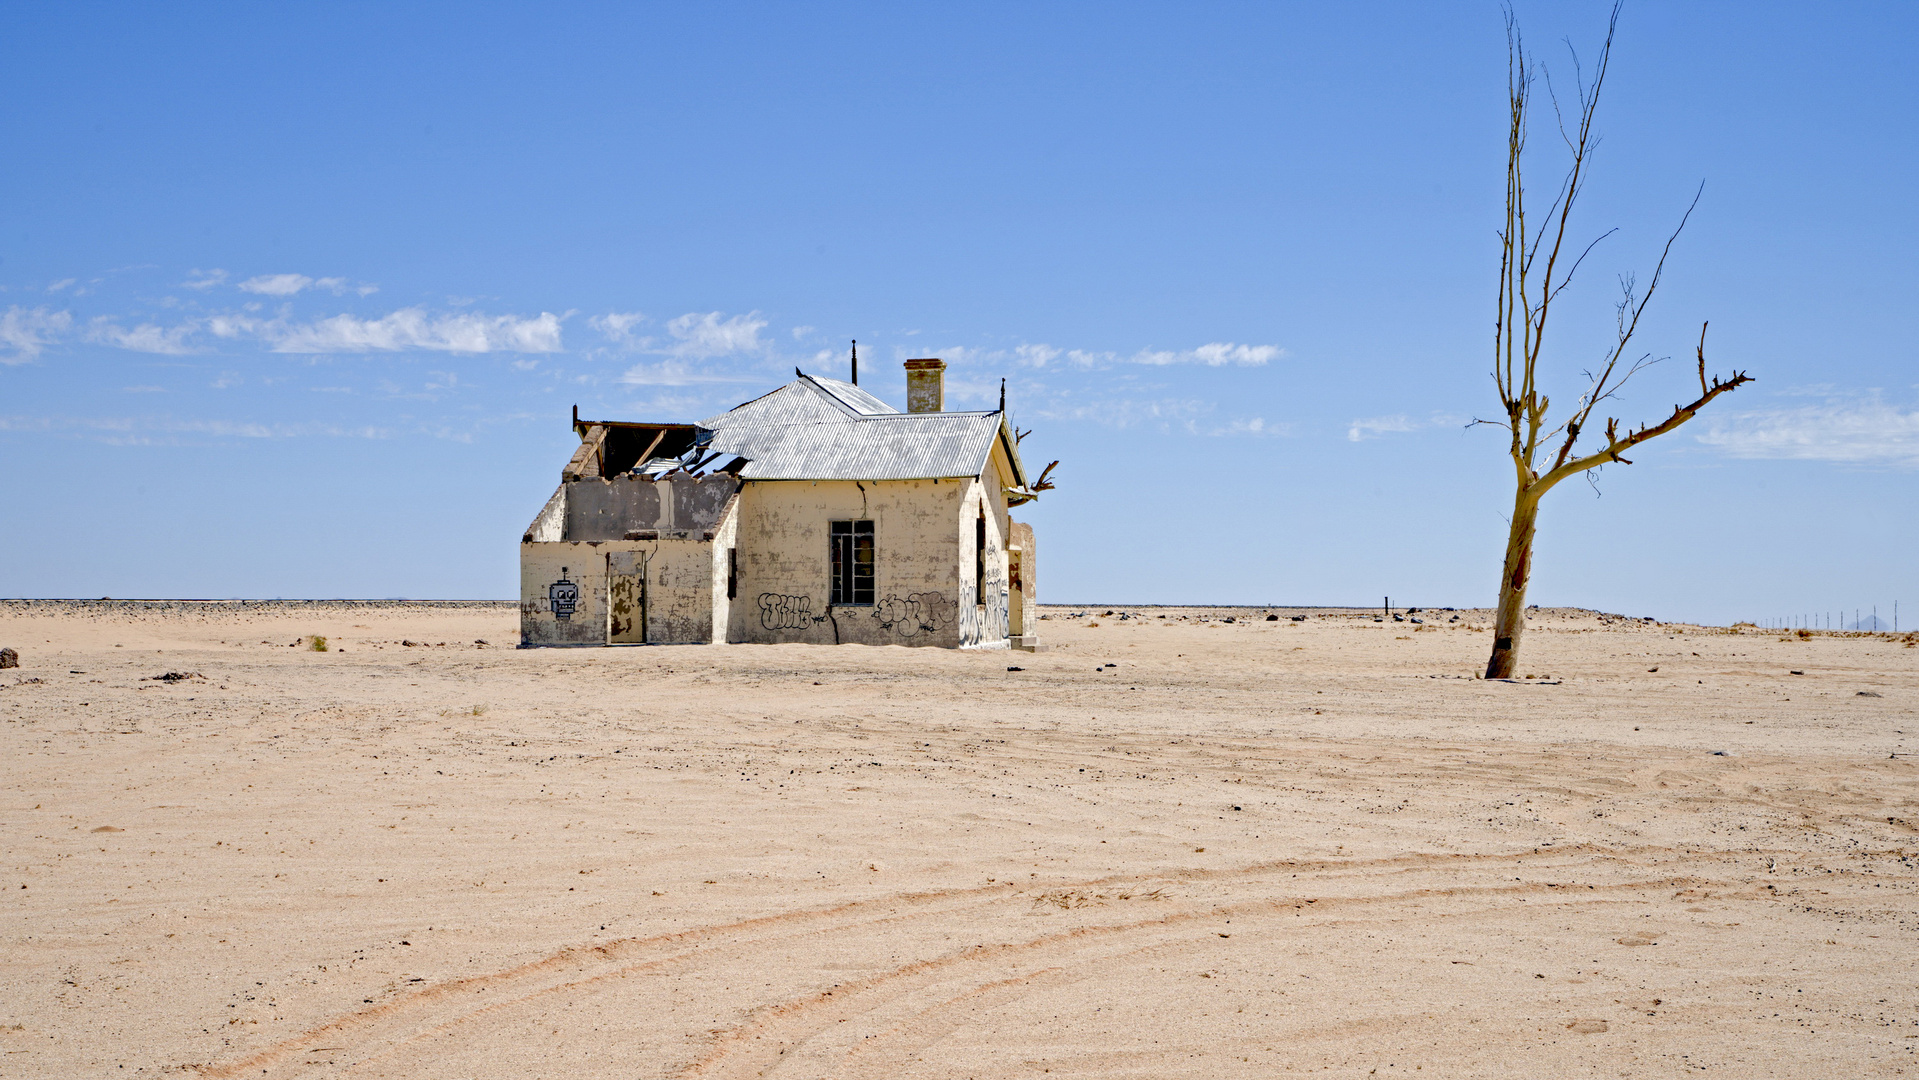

2,600,1917,1079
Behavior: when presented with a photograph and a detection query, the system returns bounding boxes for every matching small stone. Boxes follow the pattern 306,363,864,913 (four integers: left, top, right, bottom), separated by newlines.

0,647,16,669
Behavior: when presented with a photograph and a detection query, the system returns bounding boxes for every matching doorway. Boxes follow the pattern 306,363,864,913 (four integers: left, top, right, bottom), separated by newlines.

607,551,646,644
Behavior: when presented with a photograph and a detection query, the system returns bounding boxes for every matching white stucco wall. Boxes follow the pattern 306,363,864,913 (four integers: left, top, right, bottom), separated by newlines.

726,478,980,647
709,494,739,644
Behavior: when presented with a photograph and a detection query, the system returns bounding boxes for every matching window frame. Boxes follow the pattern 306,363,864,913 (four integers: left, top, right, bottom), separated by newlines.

829,519,875,606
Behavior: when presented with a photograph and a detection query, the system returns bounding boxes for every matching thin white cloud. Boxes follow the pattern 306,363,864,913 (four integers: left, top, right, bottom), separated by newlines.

86,318,200,355
0,413,389,442
269,308,565,354
619,359,751,387
1032,396,1212,430
1348,415,1417,442
590,312,647,343
1124,342,1282,366
239,273,315,296
790,325,816,340
236,273,373,297
0,305,73,361
205,315,260,339
1015,344,1062,367
183,269,228,290
665,311,767,358
1211,416,1289,437
1697,396,1919,467
941,340,1281,370
47,278,77,293
624,391,717,418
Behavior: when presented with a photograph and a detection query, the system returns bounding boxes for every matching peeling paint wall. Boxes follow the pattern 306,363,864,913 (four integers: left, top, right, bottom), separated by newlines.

563,473,739,542
642,537,722,644
726,478,976,647
524,487,566,543
520,541,615,647
520,537,722,646
1008,519,1035,638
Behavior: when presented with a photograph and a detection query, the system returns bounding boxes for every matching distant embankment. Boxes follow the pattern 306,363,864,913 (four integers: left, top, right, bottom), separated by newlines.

0,599,516,613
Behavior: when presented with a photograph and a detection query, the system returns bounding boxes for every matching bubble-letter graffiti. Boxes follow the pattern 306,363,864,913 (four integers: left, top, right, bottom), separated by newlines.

758,593,820,631
873,591,955,637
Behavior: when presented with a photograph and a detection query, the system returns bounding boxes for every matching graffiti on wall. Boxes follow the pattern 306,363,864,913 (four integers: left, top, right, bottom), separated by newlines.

959,550,1010,645
872,591,955,638
758,593,826,631
548,568,580,621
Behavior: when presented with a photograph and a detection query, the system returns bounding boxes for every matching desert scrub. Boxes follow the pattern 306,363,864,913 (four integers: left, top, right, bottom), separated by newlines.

307,635,327,652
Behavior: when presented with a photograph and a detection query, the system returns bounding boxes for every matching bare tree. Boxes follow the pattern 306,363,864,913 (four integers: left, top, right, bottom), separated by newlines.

1482,3,1752,679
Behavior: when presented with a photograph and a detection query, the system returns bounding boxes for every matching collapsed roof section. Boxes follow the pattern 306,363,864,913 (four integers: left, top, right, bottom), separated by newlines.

567,372,1031,489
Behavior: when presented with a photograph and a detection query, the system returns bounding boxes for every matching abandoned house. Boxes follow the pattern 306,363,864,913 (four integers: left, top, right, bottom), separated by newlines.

519,357,1054,650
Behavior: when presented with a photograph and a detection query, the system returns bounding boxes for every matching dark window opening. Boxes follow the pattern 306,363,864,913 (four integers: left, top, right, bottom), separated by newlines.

727,547,738,600
975,511,987,606
830,520,874,605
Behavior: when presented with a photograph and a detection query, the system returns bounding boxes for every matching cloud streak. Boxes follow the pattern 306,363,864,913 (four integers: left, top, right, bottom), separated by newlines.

665,311,767,358
86,317,200,355
1348,414,1418,442
269,308,566,354
234,273,376,297
0,306,73,361
1697,396,1919,467
940,340,1283,370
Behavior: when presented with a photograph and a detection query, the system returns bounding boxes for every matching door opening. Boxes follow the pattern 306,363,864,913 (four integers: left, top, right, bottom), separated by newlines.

608,551,646,644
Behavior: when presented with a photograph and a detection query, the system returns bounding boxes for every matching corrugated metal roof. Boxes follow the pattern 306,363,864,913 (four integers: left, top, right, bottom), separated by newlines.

806,375,897,415
700,377,1022,483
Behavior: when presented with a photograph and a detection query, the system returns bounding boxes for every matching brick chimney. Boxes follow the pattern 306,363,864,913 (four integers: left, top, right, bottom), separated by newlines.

904,358,946,413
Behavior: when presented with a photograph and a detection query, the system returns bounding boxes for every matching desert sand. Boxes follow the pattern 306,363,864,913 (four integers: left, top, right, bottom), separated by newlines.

2,600,1915,1078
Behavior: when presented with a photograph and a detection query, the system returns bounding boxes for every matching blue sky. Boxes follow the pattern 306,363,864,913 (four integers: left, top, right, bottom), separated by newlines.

2,2,1913,625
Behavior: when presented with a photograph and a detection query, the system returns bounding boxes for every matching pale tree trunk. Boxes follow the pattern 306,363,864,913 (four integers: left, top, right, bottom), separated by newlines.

1485,487,1540,679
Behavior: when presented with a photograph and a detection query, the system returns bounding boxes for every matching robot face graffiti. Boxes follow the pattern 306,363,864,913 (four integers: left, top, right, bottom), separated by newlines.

549,568,580,621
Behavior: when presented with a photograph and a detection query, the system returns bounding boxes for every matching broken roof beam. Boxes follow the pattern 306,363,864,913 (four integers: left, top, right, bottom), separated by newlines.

561,425,608,481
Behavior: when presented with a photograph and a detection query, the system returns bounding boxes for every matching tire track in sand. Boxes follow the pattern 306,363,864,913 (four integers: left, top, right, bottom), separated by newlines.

193,844,1743,1078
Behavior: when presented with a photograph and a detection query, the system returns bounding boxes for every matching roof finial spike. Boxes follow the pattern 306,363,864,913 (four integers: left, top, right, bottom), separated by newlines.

999,377,1006,413
851,339,858,386
795,365,803,378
